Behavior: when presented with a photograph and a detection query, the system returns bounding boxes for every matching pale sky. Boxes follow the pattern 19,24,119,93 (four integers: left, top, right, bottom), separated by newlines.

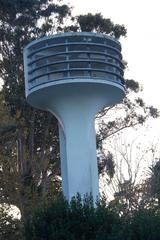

64,0,160,108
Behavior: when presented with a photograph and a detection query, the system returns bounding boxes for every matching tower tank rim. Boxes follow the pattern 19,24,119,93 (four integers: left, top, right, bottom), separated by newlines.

24,31,121,51
27,78,126,98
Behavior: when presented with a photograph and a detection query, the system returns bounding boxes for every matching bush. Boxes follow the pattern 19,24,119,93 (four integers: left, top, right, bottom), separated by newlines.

24,194,122,240
24,194,160,240
128,209,160,240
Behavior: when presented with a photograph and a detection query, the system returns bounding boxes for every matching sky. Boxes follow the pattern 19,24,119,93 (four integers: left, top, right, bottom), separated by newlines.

63,0,160,139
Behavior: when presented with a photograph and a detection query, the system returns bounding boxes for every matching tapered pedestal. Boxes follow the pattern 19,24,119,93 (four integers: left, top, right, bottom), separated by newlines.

27,82,125,202
58,105,99,201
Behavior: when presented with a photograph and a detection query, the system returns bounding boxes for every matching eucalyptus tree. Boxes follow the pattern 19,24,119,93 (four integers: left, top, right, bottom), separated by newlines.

0,0,71,219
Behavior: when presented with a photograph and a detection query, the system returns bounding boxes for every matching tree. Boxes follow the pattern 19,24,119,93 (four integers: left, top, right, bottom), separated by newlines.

0,0,71,220
64,13,127,39
142,157,160,208
0,204,23,240
99,132,160,215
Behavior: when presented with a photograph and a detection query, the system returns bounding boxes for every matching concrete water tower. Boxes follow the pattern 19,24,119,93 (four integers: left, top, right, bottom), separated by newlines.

23,32,125,202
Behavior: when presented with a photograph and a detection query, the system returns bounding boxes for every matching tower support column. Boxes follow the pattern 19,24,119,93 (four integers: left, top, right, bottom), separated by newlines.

58,106,99,202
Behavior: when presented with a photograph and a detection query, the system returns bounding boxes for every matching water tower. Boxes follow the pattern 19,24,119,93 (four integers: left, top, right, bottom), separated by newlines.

23,32,125,202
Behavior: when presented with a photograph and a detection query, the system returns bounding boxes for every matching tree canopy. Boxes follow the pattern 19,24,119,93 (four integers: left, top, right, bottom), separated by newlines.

64,13,127,39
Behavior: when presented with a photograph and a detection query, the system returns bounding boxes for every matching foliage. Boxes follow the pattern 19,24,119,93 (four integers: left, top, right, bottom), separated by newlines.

0,0,71,220
25,194,122,240
149,160,160,201
64,13,127,39
24,194,160,240
0,205,23,240
96,77,159,180
124,209,160,240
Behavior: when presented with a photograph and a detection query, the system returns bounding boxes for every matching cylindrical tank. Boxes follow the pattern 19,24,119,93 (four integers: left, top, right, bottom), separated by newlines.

23,32,125,202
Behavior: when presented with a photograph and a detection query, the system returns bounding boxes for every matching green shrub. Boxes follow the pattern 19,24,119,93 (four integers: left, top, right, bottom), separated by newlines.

25,194,122,240
128,209,160,240
24,195,160,240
